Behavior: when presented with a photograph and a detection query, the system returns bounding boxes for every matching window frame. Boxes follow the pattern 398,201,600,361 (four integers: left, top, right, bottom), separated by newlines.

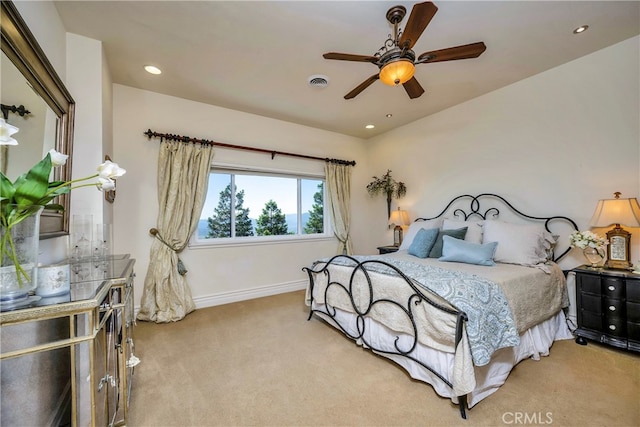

190,164,332,248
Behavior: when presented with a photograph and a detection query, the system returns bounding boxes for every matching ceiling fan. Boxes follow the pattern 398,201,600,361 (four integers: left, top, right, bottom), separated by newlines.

323,1,486,100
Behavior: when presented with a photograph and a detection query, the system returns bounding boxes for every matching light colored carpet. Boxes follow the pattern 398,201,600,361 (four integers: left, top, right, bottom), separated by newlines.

128,290,639,427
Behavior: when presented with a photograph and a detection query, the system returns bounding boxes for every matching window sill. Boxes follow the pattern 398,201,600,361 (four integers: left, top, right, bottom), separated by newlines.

189,234,335,250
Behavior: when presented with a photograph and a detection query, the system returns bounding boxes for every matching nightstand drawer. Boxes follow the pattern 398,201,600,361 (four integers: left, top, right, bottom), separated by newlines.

604,317,626,337
579,311,602,331
627,322,640,341
604,298,625,315
627,280,640,303
627,301,640,323
579,293,601,313
603,278,625,299
578,274,601,295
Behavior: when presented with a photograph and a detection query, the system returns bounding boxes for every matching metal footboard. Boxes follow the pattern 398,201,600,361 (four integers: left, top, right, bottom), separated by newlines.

304,255,470,419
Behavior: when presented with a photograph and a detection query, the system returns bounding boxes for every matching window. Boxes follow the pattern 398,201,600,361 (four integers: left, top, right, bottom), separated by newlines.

195,168,327,243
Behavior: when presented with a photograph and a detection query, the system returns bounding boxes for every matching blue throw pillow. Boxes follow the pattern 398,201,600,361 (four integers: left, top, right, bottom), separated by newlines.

408,228,439,258
439,235,498,266
428,227,468,258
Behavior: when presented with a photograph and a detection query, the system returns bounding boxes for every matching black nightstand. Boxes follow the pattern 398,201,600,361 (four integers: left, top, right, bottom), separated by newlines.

377,245,399,255
573,266,640,352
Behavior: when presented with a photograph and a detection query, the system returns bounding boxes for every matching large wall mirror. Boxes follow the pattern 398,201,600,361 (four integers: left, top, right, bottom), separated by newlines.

1,1,75,238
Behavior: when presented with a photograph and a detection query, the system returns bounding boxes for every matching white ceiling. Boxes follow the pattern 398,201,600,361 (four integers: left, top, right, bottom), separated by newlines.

53,1,640,139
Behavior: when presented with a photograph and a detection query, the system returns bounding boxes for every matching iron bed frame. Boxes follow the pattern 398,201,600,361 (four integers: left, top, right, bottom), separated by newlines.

304,193,578,420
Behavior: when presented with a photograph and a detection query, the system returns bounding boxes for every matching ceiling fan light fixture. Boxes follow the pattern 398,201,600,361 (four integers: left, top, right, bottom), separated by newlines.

379,59,415,86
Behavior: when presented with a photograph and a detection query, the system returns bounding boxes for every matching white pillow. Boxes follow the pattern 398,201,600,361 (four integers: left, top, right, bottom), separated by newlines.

399,218,443,251
482,220,554,266
443,218,484,244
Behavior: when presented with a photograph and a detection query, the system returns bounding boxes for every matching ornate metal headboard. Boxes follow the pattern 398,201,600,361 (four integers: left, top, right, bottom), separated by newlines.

415,193,578,262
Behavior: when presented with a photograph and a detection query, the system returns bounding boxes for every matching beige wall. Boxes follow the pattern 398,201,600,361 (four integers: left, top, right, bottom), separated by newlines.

112,85,370,308
12,2,113,263
67,33,111,225
365,36,640,270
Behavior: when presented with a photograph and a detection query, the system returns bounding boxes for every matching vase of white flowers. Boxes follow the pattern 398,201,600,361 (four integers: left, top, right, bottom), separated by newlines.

569,230,608,268
0,149,126,303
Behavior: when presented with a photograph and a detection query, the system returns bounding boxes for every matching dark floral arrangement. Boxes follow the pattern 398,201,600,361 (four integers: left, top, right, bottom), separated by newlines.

366,169,407,218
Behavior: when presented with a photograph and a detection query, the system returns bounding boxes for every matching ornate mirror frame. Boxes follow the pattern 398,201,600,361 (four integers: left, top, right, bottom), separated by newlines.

1,0,75,238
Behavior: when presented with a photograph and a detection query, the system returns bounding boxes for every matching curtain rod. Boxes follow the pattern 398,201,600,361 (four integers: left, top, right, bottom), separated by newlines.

144,129,356,166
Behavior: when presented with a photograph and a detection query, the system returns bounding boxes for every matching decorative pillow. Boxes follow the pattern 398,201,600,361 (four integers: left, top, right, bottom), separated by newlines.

439,235,498,266
482,220,554,266
546,234,560,261
408,228,439,258
399,218,443,251
443,218,484,244
428,227,468,258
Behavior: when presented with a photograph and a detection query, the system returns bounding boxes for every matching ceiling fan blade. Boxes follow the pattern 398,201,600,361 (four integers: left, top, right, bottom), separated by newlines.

417,42,487,63
402,77,425,99
398,2,438,49
344,74,380,99
323,52,379,63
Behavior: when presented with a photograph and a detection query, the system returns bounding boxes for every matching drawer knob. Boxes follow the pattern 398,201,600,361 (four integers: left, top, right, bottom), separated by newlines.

609,305,616,311
608,286,616,291
609,324,616,331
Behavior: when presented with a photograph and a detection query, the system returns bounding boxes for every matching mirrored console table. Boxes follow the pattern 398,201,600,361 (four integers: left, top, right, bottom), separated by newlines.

0,255,136,426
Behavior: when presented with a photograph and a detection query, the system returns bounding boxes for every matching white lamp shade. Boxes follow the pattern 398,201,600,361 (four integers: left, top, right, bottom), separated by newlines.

589,197,640,227
389,210,410,226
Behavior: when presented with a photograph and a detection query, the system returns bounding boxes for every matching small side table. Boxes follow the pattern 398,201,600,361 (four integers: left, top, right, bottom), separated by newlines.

377,245,399,255
572,265,640,352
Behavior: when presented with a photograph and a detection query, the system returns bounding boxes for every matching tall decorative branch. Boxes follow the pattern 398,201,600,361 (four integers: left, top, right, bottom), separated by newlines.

366,169,407,218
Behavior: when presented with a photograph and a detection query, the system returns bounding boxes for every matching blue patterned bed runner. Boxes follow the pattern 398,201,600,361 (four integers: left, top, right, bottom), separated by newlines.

319,255,520,366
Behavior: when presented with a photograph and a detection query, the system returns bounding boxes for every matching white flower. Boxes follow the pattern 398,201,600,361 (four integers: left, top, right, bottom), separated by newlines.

0,118,19,145
569,230,608,252
96,177,115,191
97,160,126,179
48,149,68,166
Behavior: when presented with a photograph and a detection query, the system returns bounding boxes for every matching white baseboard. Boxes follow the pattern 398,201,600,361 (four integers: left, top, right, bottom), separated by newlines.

134,280,307,316
193,279,307,309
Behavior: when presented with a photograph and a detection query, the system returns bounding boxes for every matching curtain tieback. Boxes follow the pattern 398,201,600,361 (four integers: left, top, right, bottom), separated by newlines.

149,228,188,276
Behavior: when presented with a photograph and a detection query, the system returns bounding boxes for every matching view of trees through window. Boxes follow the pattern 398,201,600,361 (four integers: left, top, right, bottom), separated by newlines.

198,171,325,240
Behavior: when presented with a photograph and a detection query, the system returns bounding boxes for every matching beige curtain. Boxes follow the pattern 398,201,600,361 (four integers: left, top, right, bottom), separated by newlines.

325,162,353,255
137,141,214,323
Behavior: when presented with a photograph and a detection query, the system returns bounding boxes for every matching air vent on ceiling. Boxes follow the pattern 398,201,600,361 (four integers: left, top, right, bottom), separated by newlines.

308,75,329,88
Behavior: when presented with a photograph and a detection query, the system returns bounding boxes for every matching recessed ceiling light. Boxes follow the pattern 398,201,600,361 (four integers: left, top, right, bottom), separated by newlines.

573,25,589,34
365,124,375,129
144,65,162,75
386,114,393,118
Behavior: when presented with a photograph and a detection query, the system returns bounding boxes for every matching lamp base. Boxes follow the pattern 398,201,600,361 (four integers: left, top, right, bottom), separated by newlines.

393,225,403,247
605,261,633,270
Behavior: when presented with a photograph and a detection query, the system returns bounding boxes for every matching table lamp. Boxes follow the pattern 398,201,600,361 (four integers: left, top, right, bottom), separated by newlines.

589,192,640,269
389,208,410,246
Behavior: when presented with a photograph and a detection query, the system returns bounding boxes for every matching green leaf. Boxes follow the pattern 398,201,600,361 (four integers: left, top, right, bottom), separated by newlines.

48,180,66,188
0,172,15,202
34,186,70,206
43,204,64,211
13,154,52,206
